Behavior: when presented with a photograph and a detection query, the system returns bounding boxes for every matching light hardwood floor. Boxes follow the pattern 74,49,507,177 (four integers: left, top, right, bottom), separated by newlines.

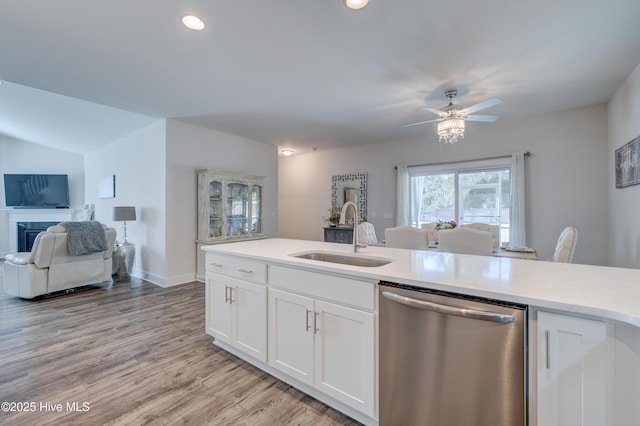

0,278,361,425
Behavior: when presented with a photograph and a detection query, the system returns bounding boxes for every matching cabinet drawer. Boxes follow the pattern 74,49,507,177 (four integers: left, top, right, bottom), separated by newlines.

333,231,352,243
205,253,267,284
269,265,375,310
324,227,353,244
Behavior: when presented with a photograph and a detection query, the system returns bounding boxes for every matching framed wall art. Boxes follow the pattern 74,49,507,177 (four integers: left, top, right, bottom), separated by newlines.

98,175,116,198
615,135,640,188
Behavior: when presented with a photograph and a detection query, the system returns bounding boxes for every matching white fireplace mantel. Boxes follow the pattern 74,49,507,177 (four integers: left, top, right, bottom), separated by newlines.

7,209,79,252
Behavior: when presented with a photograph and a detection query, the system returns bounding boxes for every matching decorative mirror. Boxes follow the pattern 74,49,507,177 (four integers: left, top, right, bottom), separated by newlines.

331,172,367,221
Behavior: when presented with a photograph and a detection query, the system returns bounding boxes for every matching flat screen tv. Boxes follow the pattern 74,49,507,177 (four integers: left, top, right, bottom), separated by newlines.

3,174,70,208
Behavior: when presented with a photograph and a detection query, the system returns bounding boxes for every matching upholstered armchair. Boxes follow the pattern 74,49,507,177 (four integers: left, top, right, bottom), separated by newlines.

420,222,438,243
3,223,117,299
552,226,578,263
384,225,429,250
460,223,500,249
438,227,493,256
357,221,378,244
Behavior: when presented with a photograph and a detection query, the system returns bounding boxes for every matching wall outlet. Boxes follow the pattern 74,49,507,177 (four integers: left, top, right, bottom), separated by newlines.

383,212,394,219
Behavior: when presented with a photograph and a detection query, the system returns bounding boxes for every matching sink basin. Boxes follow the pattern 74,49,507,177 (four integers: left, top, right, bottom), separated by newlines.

291,251,393,267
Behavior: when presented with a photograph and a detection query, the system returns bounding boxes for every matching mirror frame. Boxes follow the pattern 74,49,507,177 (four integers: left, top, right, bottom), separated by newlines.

331,172,367,221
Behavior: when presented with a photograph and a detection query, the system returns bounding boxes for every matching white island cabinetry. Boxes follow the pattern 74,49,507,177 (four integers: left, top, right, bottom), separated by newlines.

268,265,375,418
205,253,267,362
536,310,607,426
203,251,377,424
202,238,640,426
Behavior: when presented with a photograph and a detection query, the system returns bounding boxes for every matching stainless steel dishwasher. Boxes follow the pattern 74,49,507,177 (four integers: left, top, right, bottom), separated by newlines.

379,281,527,426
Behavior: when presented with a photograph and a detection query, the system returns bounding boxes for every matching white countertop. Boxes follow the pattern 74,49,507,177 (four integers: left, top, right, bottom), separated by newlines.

202,238,640,328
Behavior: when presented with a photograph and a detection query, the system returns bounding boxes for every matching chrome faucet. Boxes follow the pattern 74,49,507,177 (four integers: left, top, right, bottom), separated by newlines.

339,201,365,253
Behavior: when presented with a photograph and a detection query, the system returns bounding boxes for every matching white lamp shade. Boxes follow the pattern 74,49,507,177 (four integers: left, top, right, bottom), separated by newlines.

113,206,136,221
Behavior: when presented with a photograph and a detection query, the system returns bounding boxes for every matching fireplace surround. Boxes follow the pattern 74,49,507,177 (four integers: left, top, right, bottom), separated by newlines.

17,221,59,252
6,209,78,253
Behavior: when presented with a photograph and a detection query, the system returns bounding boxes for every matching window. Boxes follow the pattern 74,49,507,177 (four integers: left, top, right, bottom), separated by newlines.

408,158,513,243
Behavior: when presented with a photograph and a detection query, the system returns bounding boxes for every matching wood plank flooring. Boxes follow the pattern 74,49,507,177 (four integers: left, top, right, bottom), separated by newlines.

0,278,361,425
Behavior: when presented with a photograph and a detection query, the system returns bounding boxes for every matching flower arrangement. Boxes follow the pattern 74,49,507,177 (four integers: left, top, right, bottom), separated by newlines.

324,205,342,226
435,219,457,230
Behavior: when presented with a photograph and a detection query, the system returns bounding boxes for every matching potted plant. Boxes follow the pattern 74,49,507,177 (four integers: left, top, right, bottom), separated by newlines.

435,219,457,231
324,205,342,227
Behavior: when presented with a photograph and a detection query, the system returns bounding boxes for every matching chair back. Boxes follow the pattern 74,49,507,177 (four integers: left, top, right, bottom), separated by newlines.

552,226,578,263
384,226,428,250
460,223,500,249
438,227,493,256
357,221,378,244
420,222,438,242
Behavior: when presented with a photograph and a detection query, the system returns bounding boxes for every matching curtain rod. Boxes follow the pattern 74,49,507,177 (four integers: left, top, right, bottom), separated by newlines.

395,151,531,170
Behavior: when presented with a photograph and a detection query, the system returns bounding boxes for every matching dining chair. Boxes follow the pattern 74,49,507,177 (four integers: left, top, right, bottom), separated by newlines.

437,227,493,256
357,221,378,244
384,226,428,250
552,226,578,263
460,223,500,249
420,222,438,243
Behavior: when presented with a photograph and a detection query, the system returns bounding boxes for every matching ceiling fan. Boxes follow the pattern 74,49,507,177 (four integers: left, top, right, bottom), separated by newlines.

403,89,502,144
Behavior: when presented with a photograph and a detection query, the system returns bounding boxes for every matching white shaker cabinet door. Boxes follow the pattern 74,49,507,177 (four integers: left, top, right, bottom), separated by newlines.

205,272,232,343
206,272,267,363
537,311,607,426
314,300,375,418
268,288,315,386
232,279,267,362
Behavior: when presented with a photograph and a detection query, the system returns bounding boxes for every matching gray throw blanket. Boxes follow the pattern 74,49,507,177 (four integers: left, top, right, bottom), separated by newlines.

60,221,108,256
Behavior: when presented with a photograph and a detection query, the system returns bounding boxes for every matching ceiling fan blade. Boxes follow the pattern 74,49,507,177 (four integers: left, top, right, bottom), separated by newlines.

465,114,500,122
424,107,444,116
401,118,440,128
462,97,502,114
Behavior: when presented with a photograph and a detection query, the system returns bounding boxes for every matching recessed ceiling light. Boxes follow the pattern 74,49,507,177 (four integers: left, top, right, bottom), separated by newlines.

282,149,294,157
345,0,369,10
182,15,205,31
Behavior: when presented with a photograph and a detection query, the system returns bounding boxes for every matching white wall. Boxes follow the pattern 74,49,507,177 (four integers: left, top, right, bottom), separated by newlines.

0,136,84,257
84,120,167,284
608,62,640,268
279,104,609,266
165,120,278,284
5,118,278,286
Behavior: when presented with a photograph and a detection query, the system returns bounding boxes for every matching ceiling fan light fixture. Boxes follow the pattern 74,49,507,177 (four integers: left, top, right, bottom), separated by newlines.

345,0,369,10
437,116,465,144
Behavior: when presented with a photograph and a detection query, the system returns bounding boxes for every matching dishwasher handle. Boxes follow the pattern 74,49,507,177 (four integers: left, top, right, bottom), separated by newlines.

382,291,517,324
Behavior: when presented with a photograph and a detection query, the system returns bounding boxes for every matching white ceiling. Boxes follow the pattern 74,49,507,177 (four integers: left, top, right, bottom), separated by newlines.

1,0,640,155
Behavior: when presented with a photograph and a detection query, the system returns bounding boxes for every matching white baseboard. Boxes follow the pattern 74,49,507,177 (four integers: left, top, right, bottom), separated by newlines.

135,269,197,288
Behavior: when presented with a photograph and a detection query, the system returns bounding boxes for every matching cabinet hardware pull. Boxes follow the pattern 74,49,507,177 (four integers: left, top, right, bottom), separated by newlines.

382,291,517,324
305,309,312,331
314,312,320,334
238,268,253,273
545,330,550,369
229,287,234,304
210,263,223,268
224,286,230,303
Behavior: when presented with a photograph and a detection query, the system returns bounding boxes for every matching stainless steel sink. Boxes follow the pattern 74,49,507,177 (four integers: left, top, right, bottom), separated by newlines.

291,251,392,267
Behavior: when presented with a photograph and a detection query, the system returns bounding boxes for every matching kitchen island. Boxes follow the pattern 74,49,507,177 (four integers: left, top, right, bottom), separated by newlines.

202,238,640,425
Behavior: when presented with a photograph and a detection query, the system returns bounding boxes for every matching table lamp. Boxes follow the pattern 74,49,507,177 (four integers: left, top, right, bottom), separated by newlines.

113,206,136,243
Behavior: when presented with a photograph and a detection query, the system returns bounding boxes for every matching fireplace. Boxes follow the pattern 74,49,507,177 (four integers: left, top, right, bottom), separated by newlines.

5,209,77,255
17,222,59,252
